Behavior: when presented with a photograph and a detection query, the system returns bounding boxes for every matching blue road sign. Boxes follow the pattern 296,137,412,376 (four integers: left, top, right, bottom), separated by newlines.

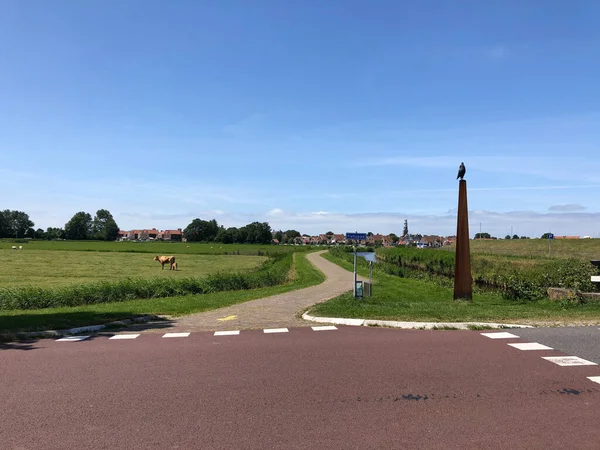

548,233,554,240
346,233,367,240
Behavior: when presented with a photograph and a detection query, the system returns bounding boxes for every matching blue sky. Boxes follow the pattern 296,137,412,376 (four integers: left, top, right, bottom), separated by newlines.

1,1,600,237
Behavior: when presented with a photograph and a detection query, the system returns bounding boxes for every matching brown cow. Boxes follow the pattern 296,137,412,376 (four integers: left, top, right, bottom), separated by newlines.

154,255,176,270
171,262,178,271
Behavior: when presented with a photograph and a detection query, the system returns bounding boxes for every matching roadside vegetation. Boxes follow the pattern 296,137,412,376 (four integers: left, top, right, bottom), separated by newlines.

309,248,600,325
443,238,600,262
0,252,325,335
377,246,597,300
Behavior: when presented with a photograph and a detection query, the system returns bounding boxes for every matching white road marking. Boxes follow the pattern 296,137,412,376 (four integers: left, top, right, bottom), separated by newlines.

508,342,554,351
56,336,90,342
588,376,600,385
214,330,240,336
264,328,289,334
109,334,140,340
162,332,190,338
481,332,520,339
542,356,598,366
312,326,338,331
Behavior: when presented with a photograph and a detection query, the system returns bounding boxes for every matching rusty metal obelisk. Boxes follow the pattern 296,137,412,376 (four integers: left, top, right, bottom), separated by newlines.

454,178,472,300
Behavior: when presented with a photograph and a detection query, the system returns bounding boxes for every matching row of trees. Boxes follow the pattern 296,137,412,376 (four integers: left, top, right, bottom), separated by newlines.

183,219,273,244
64,210,120,241
0,209,119,241
0,210,35,238
504,235,531,240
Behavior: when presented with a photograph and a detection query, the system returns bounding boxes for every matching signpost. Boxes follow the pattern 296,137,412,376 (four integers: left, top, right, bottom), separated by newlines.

346,233,367,298
548,233,554,257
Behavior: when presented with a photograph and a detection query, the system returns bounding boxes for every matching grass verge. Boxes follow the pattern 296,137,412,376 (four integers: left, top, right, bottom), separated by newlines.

0,250,265,288
309,252,600,325
0,252,326,335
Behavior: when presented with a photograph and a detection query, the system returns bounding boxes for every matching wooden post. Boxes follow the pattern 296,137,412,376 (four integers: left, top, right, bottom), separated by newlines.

454,180,473,300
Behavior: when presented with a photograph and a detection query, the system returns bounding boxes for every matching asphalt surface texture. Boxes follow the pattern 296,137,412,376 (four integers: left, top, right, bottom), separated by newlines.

2,326,600,449
512,326,600,364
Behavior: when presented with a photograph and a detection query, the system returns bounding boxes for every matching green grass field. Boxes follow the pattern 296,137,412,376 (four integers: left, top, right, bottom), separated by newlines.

0,240,316,255
0,249,265,288
443,238,600,261
310,251,600,325
0,252,326,336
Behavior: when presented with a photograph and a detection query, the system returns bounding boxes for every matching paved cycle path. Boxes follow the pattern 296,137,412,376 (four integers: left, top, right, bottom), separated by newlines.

144,251,360,333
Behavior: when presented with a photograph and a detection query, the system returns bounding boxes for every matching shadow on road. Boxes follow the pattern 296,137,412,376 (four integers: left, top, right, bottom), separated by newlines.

0,311,177,346
0,340,38,351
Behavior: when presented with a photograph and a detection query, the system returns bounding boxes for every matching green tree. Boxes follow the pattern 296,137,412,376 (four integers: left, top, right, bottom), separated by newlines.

273,230,283,242
504,235,511,240
235,227,248,243
474,232,491,239
325,231,334,237
65,212,93,240
541,233,553,239
0,210,10,238
2,210,35,238
46,227,65,240
512,234,519,239
215,227,237,244
282,229,300,244
34,228,46,239
389,233,399,243
239,222,272,244
92,209,119,241
184,218,220,242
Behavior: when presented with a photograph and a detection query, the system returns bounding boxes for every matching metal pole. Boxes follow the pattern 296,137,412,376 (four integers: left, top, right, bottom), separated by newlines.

369,261,373,296
353,247,357,297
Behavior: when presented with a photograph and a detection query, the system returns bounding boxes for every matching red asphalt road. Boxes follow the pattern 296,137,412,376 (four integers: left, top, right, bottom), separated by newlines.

2,327,600,450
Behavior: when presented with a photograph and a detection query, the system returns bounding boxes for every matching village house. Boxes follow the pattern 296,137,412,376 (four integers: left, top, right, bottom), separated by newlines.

118,228,183,241
160,229,183,241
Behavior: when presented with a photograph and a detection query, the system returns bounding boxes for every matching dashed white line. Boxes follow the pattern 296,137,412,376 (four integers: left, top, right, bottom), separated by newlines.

542,356,598,366
312,326,338,331
481,332,520,339
162,332,190,338
264,328,289,334
109,334,140,340
214,330,240,336
56,336,90,342
587,376,600,385
508,342,554,351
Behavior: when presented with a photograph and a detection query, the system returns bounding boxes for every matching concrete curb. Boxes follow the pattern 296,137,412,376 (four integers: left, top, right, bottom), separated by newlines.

302,312,534,330
2,315,160,341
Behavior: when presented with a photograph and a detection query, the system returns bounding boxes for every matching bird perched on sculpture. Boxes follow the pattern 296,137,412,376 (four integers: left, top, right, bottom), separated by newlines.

456,162,466,180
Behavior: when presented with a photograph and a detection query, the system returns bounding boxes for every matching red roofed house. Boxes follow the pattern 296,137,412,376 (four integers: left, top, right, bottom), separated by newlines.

161,229,183,242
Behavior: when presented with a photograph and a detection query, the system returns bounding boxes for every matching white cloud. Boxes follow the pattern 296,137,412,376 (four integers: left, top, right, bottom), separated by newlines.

267,208,285,216
548,204,587,212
